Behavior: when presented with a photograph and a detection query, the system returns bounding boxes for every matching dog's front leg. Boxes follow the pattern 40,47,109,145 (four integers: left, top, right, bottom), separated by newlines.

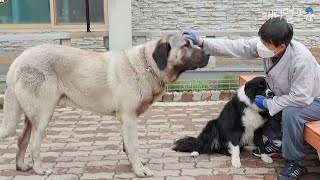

120,113,153,177
253,128,273,163
228,142,241,168
122,134,147,165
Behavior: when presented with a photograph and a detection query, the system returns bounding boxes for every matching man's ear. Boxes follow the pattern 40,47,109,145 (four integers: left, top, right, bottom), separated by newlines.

152,40,171,70
280,43,286,50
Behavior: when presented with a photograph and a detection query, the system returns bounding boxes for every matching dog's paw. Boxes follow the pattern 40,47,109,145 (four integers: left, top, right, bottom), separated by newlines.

261,154,273,163
33,167,52,175
140,158,148,165
134,166,154,177
231,158,241,168
191,151,199,157
16,163,33,171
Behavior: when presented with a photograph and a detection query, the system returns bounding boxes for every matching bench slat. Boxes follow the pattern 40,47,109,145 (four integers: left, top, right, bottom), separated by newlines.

239,75,264,86
304,121,320,151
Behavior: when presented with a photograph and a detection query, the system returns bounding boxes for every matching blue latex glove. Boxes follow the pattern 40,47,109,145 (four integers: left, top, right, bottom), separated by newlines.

255,95,268,110
182,31,200,45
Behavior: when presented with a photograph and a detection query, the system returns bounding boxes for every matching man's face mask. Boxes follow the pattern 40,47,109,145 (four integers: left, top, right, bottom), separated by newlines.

256,41,280,58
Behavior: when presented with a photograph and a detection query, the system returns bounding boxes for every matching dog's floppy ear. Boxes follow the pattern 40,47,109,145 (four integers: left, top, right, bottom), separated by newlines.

152,40,171,70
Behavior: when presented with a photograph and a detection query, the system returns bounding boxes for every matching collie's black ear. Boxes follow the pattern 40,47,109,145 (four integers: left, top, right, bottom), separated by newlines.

152,40,171,70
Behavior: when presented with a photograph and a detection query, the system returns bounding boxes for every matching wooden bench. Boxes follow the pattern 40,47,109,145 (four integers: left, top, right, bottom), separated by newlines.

239,75,320,160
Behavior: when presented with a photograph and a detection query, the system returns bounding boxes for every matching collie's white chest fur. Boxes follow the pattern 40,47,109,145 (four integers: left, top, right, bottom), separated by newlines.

240,108,265,146
237,85,266,146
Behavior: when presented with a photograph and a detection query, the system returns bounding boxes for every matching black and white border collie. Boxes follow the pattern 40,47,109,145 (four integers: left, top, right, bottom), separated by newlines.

172,76,273,168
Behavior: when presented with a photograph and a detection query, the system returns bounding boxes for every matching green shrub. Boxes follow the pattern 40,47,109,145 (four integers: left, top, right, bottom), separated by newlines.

214,74,239,90
166,80,210,92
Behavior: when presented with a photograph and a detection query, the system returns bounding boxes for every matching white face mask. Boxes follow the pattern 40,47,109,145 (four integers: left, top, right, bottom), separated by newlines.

256,41,278,58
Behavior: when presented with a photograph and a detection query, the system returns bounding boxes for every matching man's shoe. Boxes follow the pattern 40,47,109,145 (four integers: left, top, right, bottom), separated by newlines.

276,160,303,180
253,139,282,158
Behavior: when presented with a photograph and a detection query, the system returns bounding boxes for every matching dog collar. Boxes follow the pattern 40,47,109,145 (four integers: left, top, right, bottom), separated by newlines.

143,48,165,87
145,65,164,86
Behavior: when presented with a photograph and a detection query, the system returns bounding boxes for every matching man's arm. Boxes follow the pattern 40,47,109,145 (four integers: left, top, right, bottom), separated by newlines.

202,37,260,59
267,57,315,116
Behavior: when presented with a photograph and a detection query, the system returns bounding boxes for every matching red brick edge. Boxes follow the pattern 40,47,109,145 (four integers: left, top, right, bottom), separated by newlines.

160,90,236,102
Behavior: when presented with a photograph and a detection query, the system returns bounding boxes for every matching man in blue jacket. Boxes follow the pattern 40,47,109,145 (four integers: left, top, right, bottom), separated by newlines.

183,17,320,180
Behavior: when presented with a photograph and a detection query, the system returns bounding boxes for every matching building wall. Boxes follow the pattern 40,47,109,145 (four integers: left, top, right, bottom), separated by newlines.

0,0,319,57
131,0,320,31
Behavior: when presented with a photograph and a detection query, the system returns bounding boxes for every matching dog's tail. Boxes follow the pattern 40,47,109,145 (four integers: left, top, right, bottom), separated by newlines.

172,119,220,154
0,87,22,138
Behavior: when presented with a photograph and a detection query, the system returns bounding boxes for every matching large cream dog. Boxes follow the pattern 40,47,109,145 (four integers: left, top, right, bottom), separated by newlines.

0,34,209,177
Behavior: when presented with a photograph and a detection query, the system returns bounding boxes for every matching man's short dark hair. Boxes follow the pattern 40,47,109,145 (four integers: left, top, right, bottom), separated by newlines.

258,17,293,47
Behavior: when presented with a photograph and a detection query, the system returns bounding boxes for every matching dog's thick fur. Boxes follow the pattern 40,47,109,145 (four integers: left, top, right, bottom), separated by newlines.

173,77,274,168
0,34,209,177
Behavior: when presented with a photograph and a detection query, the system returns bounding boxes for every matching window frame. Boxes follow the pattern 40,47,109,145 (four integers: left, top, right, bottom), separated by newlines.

0,0,108,32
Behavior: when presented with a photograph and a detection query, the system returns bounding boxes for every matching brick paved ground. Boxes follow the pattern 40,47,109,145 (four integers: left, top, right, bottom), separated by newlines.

0,101,319,180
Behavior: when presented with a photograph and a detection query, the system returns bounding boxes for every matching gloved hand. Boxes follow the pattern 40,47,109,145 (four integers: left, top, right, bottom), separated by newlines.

255,95,268,110
182,31,200,45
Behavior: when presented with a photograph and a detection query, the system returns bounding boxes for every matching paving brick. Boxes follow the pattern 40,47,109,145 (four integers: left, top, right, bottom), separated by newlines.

81,172,114,179
149,157,179,164
153,169,180,177
73,156,104,162
0,164,15,170
42,143,66,148
195,175,232,180
51,167,68,175
56,156,74,162
11,176,47,180
299,173,320,180
0,176,13,180
307,167,320,173
232,175,264,180
90,150,120,156
244,167,276,174
87,160,118,166
55,161,87,168
196,161,227,168
46,174,79,180
179,156,210,163
66,142,93,147
0,158,14,164
264,174,278,180
166,176,196,180
114,172,136,179
1,169,34,176
132,177,164,180
67,167,86,174
41,152,61,157
213,167,246,175
110,164,132,172
61,151,90,157
164,163,195,170
146,163,164,171
0,153,16,158
181,168,213,176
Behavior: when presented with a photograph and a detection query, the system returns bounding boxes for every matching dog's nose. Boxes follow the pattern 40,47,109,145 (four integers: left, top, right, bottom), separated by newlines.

266,90,275,98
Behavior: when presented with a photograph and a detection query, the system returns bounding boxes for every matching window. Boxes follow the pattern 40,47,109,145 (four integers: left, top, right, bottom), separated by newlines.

0,0,50,24
55,0,104,24
0,0,108,31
